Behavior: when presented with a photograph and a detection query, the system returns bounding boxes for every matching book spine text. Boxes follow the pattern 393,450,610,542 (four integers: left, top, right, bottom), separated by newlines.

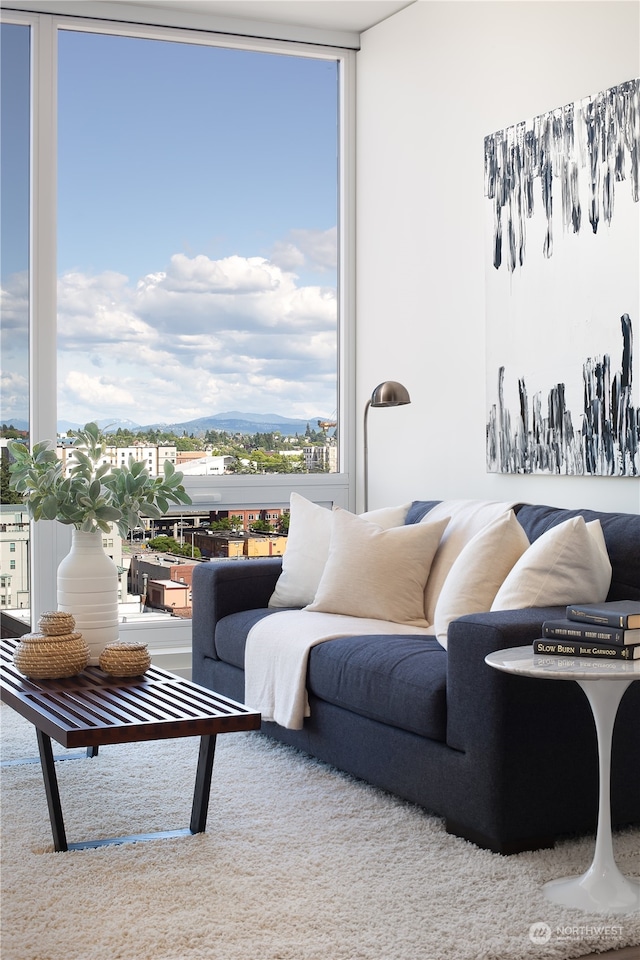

542,623,625,644
534,639,636,660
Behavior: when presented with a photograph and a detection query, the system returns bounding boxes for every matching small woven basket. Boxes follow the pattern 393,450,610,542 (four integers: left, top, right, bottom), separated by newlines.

38,611,76,636
13,631,90,679
99,641,151,677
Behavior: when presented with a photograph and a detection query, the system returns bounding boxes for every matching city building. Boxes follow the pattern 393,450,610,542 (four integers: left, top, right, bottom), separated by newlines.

0,502,131,615
56,441,177,478
198,531,287,559
145,578,191,616
178,455,234,475
303,444,338,473
0,506,30,611
208,508,285,530
128,553,197,593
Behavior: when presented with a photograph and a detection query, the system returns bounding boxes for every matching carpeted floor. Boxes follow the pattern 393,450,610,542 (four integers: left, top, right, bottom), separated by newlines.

1,703,638,960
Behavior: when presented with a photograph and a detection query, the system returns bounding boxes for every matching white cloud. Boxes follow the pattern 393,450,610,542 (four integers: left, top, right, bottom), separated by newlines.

161,254,281,294
133,253,335,335
58,271,153,345
0,273,30,421
0,271,29,330
270,227,337,274
1,369,29,421
269,241,306,272
54,248,337,425
290,227,337,272
62,371,136,409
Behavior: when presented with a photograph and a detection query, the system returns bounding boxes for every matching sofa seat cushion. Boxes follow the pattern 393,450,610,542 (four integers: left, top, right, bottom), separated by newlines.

307,634,447,742
215,609,281,668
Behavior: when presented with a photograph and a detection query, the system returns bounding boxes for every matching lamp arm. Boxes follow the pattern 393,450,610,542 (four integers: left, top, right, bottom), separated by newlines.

363,399,372,513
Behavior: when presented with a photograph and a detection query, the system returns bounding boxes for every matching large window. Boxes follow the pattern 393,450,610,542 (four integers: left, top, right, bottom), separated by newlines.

0,8,353,625
57,31,339,468
0,22,31,614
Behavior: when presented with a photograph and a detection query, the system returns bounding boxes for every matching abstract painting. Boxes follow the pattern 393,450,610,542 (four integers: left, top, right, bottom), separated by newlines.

484,78,639,476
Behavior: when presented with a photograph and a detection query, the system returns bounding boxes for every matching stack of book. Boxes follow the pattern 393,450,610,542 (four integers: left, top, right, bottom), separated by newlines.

534,601,640,660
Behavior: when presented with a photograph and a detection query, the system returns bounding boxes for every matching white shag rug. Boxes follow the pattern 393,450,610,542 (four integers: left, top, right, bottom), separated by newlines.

1,703,638,960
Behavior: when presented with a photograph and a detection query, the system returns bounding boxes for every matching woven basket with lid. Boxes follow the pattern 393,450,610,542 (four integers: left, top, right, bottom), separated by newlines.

99,641,151,677
13,630,90,679
38,611,76,636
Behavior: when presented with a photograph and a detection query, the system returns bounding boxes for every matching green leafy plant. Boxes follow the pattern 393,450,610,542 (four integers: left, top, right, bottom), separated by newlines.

8,422,192,538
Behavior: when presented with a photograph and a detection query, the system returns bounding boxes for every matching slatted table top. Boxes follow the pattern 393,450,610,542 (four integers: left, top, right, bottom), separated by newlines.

1,638,261,748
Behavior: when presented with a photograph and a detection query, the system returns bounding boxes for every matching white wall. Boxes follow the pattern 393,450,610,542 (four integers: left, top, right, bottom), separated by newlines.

356,0,640,513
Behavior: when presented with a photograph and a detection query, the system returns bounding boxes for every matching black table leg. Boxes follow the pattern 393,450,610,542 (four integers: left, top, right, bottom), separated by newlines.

32,732,216,850
36,729,68,852
190,734,217,834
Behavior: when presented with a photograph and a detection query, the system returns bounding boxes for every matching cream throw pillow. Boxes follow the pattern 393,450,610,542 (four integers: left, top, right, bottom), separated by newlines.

420,499,520,625
490,517,612,610
306,509,449,627
433,510,530,649
268,494,412,609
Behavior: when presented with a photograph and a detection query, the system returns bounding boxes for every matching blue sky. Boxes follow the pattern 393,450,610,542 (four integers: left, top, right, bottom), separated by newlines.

57,32,338,286
0,24,29,281
1,24,339,429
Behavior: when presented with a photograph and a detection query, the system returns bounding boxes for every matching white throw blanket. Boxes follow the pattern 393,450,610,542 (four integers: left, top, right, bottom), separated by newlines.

244,610,432,730
245,500,524,731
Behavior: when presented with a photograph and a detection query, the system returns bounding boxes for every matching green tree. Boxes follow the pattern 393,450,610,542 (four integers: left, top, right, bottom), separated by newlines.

176,541,201,558
1,425,27,440
147,535,179,552
1,460,23,504
175,436,203,451
114,427,135,445
249,518,272,533
209,517,233,531
277,512,290,535
146,534,200,557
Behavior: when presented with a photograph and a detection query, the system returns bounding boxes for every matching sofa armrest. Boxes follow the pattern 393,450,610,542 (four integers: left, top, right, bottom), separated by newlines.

445,605,567,751
192,558,283,663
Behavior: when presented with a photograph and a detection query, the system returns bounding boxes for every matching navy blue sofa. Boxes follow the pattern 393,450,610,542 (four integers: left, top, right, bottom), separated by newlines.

191,501,640,854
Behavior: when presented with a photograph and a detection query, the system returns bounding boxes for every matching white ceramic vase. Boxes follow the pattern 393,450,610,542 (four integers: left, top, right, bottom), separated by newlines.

57,529,120,665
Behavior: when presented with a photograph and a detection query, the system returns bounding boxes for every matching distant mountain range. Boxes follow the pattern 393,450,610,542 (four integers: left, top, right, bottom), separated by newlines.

6,412,334,438
56,418,140,434
138,412,332,437
3,419,29,432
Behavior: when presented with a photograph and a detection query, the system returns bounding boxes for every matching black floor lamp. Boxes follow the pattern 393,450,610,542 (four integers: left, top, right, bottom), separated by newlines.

363,380,411,512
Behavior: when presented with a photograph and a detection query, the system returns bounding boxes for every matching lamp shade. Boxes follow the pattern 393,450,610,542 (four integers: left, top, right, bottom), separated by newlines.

370,381,411,407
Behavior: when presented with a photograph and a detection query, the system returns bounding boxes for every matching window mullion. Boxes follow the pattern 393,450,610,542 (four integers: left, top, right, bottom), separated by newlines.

30,12,65,620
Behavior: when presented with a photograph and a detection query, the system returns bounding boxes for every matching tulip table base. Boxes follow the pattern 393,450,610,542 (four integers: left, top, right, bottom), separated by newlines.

485,646,640,915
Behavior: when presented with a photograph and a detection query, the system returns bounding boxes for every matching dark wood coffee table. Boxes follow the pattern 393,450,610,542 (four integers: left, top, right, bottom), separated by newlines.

0,638,261,851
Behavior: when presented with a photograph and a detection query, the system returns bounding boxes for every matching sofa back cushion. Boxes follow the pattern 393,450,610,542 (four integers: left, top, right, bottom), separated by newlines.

515,505,640,601
414,499,520,624
490,517,611,610
410,501,640,604
433,510,530,647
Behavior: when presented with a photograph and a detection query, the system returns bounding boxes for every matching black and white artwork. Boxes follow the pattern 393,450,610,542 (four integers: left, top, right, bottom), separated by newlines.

484,78,639,476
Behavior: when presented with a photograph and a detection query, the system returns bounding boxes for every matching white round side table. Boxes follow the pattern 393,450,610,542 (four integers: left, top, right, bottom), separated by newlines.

485,645,640,914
